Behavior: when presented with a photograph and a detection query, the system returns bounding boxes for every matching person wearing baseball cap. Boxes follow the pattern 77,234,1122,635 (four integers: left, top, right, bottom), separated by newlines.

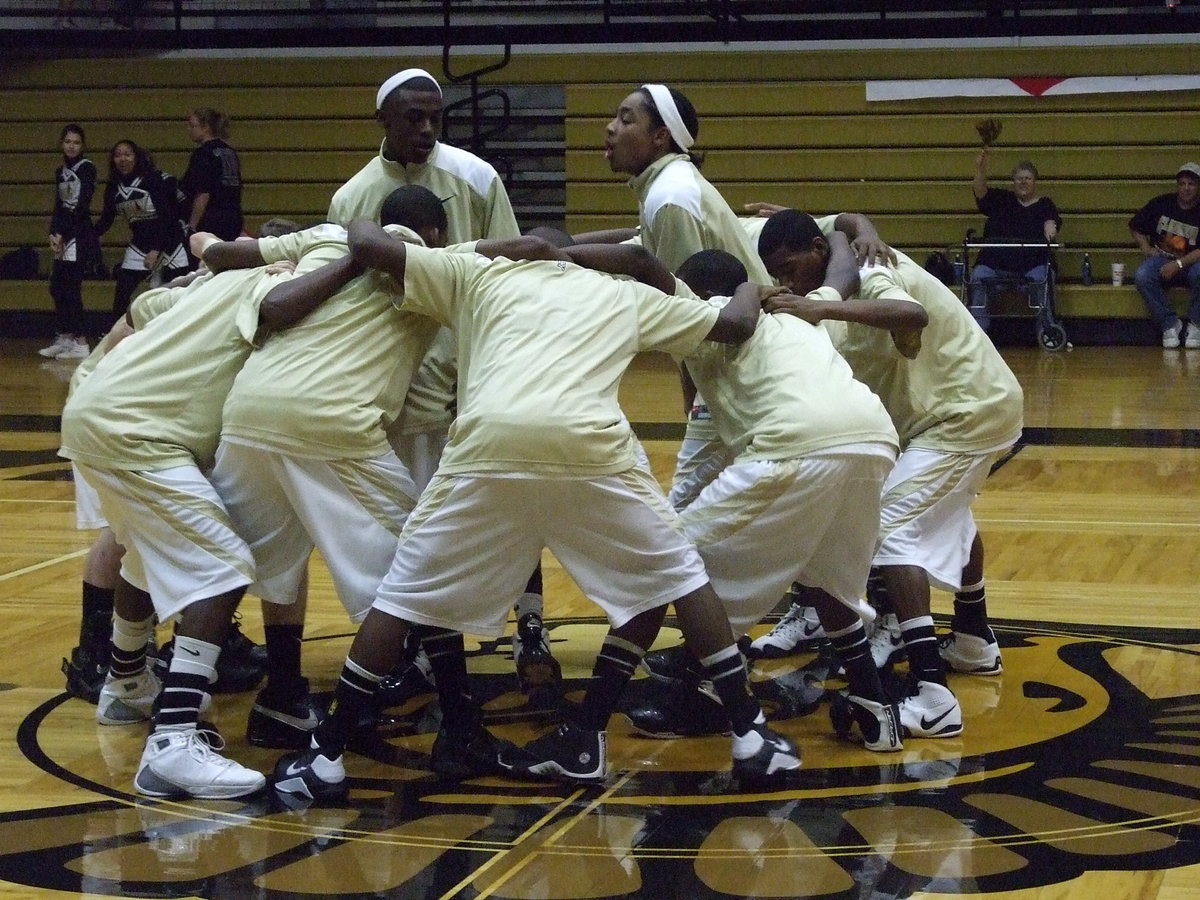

1128,161,1200,348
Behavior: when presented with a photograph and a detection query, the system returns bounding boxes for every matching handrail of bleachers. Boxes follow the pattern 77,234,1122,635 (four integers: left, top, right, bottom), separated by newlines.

441,1,516,190
2,1,1199,51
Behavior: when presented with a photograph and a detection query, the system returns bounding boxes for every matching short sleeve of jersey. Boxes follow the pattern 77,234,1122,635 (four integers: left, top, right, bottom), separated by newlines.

401,244,475,325
677,294,739,367
671,275,701,301
258,223,348,265
633,283,721,357
858,265,926,307
129,284,188,330
807,285,844,305
739,215,768,246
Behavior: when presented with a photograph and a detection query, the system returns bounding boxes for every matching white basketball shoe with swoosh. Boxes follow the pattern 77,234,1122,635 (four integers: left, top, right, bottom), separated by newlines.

747,603,826,659
896,679,963,738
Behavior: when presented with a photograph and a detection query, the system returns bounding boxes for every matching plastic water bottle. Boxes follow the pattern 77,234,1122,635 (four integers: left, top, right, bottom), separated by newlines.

1081,253,1093,286
952,253,964,285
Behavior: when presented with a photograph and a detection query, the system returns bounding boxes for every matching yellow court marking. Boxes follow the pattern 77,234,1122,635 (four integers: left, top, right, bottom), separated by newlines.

466,772,638,899
0,548,88,582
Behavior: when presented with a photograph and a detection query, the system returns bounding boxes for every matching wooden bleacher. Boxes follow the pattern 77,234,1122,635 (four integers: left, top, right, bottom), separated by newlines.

1,45,1198,342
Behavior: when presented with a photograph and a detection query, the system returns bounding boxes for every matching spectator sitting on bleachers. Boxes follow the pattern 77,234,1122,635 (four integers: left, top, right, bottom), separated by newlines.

1128,162,1200,349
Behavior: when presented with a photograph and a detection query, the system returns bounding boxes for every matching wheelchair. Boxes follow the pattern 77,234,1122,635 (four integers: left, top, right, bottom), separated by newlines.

959,231,1069,351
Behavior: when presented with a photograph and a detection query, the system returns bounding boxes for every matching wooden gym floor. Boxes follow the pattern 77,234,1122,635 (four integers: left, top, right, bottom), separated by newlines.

1,335,1199,900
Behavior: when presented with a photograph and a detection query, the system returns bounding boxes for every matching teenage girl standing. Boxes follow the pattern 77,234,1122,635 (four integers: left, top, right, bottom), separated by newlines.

94,140,189,321
41,123,98,360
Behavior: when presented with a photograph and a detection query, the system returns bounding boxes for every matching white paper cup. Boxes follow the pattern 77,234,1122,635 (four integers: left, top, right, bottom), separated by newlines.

1111,262,1125,286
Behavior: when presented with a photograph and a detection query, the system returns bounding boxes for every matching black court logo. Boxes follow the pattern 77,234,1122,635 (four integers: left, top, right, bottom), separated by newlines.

2,618,1200,899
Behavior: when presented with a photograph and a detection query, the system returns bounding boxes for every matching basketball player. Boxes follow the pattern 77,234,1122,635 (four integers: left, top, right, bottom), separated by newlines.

757,210,1023,740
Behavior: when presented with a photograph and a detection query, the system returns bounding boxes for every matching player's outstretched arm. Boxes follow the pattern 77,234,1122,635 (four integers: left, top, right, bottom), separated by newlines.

563,243,675,293
705,281,761,345
571,226,640,244
259,254,364,331
824,232,861,300
475,235,568,262
198,233,264,273
347,217,408,280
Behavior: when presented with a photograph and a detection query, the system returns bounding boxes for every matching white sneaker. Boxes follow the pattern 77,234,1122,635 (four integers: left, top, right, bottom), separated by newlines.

939,631,1003,675
1185,323,1200,349
868,612,905,669
96,669,161,725
38,334,72,357
897,679,963,738
135,728,266,799
54,339,90,360
748,604,824,659
1163,322,1183,348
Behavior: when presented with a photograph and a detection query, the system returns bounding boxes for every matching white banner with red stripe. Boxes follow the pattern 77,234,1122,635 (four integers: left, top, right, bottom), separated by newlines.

865,75,1200,101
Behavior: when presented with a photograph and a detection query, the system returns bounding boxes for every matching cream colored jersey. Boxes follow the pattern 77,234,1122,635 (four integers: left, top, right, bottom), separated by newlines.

327,140,520,243
221,224,439,459
398,244,720,476
66,279,205,402
67,340,110,398
629,154,771,283
830,250,1024,453
59,266,279,472
129,281,194,329
681,296,898,462
329,142,520,444
738,214,768,250
391,324,457,435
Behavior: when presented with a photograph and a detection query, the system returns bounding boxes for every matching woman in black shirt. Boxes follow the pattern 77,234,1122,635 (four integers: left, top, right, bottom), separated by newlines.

181,107,244,243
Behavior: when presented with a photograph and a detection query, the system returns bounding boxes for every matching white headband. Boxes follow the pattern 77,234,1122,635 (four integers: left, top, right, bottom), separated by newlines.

376,68,442,110
642,83,694,152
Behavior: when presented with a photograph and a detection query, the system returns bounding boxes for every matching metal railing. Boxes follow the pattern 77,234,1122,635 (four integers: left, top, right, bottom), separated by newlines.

3,1,1197,51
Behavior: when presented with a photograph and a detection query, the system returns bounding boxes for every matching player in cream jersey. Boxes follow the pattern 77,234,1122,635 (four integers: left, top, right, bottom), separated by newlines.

271,226,802,802
758,209,1024,742
209,190,468,752
566,243,903,753
327,69,518,242
329,68,558,689
606,84,771,512
59,232,361,801
60,286,179,704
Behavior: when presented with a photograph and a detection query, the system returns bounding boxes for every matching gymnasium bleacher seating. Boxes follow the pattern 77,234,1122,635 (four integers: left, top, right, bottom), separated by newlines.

1,2,1197,343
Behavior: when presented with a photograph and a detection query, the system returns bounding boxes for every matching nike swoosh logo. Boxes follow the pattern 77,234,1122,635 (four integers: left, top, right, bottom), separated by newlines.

284,761,309,777
920,708,953,730
180,646,200,656
802,623,822,637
